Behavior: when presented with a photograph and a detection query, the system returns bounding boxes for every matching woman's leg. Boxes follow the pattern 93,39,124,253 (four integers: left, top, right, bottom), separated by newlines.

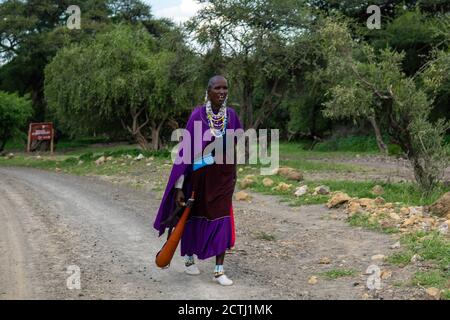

214,252,226,277
214,252,233,285
215,252,225,266
184,253,200,275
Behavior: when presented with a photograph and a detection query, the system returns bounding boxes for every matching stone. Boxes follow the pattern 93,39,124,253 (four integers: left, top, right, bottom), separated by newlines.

346,201,362,215
277,167,303,181
380,270,392,280
372,185,384,196
425,287,441,300
374,197,386,206
106,156,113,161
55,168,61,172
400,207,410,216
78,160,84,165
287,171,303,181
411,254,423,263
235,191,251,201
95,156,106,165
273,182,292,192
371,254,386,261
437,223,448,235
314,185,330,195
389,212,401,221
6,153,14,159
402,217,415,227
429,192,450,217
308,276,318,285
390,241,401,249
327,192,351,208
319,257,331,265
135,154,145,161
262,178,274,187
409,207,423,216
240,178,255,189
384,203,395,209
362,293,370,300
359,198,375,208
294,185,308,197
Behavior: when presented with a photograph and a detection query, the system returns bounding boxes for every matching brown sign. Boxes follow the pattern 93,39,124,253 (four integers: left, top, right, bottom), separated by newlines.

27,122,54,153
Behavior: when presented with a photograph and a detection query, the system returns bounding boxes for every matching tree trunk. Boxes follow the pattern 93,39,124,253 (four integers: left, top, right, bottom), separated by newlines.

240,76,254,129
368,115,388,154
150,125,161,151
134,130,150,151
150,118,167,151
121,108,151,151
410,156,434,194
0,139,6,153
386,109,436,193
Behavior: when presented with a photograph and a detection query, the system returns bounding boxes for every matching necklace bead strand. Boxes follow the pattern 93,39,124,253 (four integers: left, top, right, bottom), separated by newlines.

206,101,227,137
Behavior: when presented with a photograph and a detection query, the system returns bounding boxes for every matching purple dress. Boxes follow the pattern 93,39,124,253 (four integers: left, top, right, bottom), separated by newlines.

154,105,243,260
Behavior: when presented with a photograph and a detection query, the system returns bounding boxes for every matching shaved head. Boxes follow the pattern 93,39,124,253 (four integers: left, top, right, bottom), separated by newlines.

208,75,227,90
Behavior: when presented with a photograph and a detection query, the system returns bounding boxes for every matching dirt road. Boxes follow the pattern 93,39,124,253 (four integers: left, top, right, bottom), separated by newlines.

0,167,424,300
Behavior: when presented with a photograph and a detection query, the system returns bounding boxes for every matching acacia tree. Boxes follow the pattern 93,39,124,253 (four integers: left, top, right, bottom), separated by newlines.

187,0,316,129
45,24,197,150
0,0,159,122
0,91,32,151
319,18,450,192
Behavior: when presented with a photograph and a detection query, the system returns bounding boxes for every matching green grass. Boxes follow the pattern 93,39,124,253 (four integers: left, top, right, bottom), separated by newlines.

255,231,276,241
238,171,450,207
412,270,448,288
0,149,170,177
386,252,414,267
4,137,114,151
319,269,357,280
278,141,380,158
386,231,450,298
347,214,399,234
443,290,450,300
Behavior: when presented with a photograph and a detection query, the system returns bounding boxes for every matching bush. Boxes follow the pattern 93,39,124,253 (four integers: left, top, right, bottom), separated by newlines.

64,157,79,164
313,135,380,152
0,91,32,152
103,148,171,158
79,152,94,161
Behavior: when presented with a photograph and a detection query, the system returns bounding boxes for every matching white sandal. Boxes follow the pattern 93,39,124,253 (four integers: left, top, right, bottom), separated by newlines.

214,274,233,286
185,264,200,275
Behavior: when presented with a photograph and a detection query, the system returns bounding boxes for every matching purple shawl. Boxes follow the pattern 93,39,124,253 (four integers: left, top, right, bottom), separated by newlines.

153,105,242,236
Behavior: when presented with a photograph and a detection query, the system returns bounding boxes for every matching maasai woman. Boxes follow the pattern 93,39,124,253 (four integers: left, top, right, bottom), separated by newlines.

154,75,242,286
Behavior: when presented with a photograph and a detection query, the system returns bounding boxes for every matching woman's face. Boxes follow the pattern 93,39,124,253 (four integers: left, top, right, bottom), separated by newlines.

208,77,228,108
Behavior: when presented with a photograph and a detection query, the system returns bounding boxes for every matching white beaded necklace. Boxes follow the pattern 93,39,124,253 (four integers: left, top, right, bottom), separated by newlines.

206,99,228,137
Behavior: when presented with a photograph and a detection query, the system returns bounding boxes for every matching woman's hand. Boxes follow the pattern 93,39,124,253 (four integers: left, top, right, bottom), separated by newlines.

174,189,185,207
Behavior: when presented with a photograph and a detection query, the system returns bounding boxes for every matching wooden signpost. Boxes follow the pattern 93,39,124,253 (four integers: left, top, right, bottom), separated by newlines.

27,122,55,153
